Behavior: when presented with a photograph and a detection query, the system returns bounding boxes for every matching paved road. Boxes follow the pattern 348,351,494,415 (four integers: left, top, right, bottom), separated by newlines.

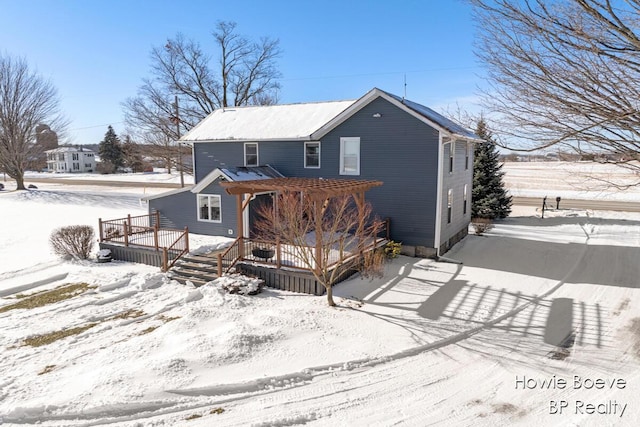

513,196,640,212
14,177,184,189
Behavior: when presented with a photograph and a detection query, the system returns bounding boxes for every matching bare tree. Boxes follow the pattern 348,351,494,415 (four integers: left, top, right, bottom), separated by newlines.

471,0,640,176
0,54,66,189
123,21,281,170
253,193,384,307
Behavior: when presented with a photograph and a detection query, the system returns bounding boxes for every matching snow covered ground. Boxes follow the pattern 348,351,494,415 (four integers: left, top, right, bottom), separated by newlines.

1,167,640,426
503,161,640,201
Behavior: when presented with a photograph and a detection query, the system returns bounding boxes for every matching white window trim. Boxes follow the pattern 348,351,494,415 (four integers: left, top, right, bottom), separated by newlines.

339,137,360,176
197,194,222,223
244,142,259,167
448,142,454,174
304,141,321,169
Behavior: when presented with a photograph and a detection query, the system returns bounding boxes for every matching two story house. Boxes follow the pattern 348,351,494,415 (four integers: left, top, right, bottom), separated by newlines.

144,88,479,257
46,146,96,173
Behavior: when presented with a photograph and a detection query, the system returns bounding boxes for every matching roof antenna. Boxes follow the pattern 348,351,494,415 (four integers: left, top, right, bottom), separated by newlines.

403,74,407,101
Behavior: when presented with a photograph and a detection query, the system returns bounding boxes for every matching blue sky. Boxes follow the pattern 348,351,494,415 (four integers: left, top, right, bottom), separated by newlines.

0,0,484,144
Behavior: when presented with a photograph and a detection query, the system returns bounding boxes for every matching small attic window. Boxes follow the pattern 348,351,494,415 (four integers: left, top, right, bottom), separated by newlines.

244,143,258,167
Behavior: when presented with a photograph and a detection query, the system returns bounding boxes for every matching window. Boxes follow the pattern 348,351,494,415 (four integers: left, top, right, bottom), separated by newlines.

244,143,258,167
448,142,454,173
465,143,470,170
73,162,79,170
447,189,453,224
463,184,468,215
340,137,360,175
304,141,320,168
72,153,79,161
197,195,222,222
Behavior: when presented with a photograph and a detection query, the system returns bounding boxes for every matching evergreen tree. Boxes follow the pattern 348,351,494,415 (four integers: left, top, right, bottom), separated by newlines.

472,118,512,219
121,135,144,173
98,126,124,173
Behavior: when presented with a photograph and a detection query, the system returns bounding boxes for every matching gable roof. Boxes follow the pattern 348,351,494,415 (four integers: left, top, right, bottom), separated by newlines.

191,165,284,193
311,88,480,141
182,100,355,142
182,88,479,143
45,146,95,154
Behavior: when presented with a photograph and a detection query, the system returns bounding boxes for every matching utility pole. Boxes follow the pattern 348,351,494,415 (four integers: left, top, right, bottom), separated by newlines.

174,95,184,188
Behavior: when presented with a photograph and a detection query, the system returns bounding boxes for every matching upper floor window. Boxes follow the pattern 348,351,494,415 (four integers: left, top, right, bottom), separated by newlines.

72,153,79,161
340,137,360,175
463,184,468,215
305,141,321,168
465,143,470,170
244,143,258,167
448,142,454,173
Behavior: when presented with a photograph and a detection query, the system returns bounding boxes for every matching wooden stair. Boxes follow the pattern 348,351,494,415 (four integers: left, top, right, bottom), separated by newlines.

167,252,228,287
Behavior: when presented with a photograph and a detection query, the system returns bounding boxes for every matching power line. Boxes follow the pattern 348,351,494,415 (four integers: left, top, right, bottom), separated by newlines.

70,121,125,131
282,66,480,82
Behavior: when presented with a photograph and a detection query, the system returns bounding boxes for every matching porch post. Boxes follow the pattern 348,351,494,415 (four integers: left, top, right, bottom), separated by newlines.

314,199,322,275
236,194,244,258
98,218,103,242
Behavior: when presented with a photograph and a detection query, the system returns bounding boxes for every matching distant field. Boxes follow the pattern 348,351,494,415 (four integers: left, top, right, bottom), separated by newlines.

502,161,640,201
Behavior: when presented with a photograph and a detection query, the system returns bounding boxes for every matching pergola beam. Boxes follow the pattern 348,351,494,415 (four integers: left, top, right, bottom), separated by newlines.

220,177,382,200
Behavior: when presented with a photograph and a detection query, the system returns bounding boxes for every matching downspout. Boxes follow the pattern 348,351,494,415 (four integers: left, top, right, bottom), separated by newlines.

434,132,445,257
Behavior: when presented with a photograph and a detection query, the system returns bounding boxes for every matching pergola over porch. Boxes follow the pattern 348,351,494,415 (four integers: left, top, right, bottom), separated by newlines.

219,177,384,275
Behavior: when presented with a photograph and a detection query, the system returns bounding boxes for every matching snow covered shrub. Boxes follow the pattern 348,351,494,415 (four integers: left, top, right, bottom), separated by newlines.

49,225,95,260
472,218,494,236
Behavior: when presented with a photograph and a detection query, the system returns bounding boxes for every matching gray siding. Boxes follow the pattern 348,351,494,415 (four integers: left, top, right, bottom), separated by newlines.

149,185,239,237
439,140,473,253
319,97,440,248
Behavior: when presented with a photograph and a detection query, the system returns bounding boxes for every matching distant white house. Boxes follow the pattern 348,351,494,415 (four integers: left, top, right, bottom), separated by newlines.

46,146,96,173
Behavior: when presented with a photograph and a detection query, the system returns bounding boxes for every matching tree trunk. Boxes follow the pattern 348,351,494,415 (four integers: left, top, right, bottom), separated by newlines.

15,174,25,190
326,284,336,307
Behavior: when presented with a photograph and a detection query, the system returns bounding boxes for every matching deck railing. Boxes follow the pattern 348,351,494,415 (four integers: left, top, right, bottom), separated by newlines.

217,218,389,276
98,211,189,271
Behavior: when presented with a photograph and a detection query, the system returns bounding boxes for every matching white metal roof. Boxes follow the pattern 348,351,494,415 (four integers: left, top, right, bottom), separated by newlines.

181,100,355,142
45,146,95,153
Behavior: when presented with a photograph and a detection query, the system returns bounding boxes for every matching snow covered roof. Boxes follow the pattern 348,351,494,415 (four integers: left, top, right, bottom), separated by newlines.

191,165,284,193
382,91,479,140
140,186,193,201
183,88,479,144
182,100,355,142
45,146,94,154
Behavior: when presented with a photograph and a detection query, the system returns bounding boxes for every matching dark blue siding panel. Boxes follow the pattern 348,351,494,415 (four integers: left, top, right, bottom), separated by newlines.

320,97,439,247
149,187,238,237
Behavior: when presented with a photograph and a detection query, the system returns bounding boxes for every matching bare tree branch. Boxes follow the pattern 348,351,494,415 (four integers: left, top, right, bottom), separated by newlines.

0,54,67,189
471,0,640,167
252,193,384,307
